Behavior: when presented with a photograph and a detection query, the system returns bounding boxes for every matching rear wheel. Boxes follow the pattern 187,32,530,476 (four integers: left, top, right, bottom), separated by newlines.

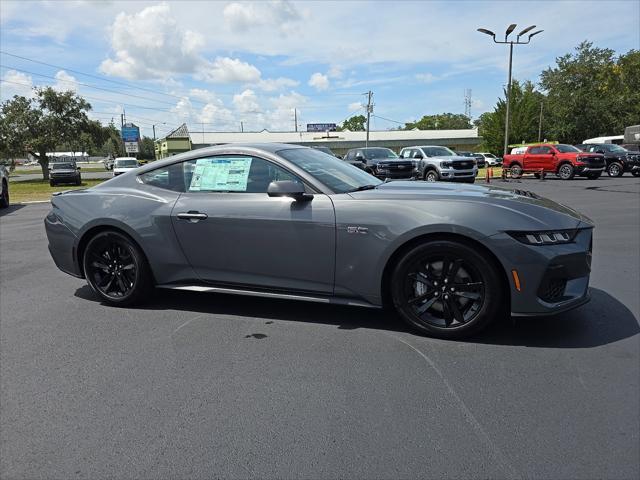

509,164,523,179
558,163,575,180
390,240,504,338
0,181,9,208
607,162,623,177
83,230,153,306
424,170,438,182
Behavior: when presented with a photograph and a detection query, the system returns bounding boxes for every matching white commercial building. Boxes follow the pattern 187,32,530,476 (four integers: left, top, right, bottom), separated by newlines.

190,128,481,155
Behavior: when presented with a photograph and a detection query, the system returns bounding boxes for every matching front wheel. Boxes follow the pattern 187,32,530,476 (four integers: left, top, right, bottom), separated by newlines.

424,170,439,182
76,176,82,186
558,163,575,180
632,171,640,177
49,180,56,187
607,162,623,177
83,230,153,306
390,240,504,338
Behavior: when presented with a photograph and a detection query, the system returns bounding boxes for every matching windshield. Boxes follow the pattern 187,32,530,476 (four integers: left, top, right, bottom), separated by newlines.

555,144,581,153
278,148,382,194
51,163,75,169
362,148,398,160
605,144,627,153
483,153,497,158
115,159,138,167
424,146,455,157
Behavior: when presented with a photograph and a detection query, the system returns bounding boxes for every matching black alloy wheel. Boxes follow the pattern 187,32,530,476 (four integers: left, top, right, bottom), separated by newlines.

0,181,9,208
83,230,152,306
509,164,523,179
391,240,503,338
558,163,575,180
607,162,623,177
425,170,438,182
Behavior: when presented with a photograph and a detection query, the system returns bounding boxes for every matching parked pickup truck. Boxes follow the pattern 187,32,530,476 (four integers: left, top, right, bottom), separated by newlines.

502,144,605,180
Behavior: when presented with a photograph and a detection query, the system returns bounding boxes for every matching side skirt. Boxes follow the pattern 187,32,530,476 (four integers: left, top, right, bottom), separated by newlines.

156,284,380,309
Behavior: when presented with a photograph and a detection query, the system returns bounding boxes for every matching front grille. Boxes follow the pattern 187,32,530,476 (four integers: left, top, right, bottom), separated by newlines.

452,161,474,170
539,278,567,303
626,154,640,166
378,162,414,171
580,156,605,168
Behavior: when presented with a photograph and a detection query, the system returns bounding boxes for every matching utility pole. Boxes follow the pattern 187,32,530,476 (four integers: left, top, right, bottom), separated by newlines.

504,41,513,157
152,124,157,161
294,109,298,132
464,89,472,120
538,102,544,142
240,121,244,133
365,90,373,147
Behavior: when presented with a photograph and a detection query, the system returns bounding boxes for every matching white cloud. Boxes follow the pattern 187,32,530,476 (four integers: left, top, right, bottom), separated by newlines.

197,57,261,84
415,73,437,84
53,70,78,92
100,3,204,80
223,0,302,34
1,70,34,99
308,72,329,91
233,89,261,114
327,66,343,79
256,77,299,91
348,102,363,112
188,88,217,103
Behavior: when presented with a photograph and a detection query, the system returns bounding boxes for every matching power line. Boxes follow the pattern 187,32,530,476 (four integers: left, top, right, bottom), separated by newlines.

371,114,405,125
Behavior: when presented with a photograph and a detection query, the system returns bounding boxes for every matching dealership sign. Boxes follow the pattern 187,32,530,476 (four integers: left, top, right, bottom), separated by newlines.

307,123,337,132
121,123,140,143
124,142,139,153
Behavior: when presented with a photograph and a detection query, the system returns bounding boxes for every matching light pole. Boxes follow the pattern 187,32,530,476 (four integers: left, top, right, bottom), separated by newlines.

477,24,543,156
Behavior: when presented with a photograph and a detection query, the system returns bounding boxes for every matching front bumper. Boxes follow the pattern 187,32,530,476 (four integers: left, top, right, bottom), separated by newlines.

439,167,477,181
490,227,593,316
575,166,604,175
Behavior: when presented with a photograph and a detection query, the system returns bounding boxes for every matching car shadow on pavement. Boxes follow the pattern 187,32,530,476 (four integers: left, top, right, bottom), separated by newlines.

0,204,26,217
74,286,638,348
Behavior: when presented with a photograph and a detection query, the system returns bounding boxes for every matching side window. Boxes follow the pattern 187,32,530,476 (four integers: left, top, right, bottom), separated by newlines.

344,150,353,160
539,146,552,154
186,156,300,194
139,162,189,192
400,149,411,158
412,150,422,158
529,146,541,154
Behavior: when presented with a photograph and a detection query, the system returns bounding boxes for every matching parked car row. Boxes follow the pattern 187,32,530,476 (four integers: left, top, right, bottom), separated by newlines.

575,143,640,177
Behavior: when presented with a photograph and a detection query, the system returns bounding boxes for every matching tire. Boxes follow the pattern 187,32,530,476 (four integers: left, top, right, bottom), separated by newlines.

558,163,575,180
390,240,504,339
49,180,56,187
76,176,82,186
0,180,9,208
607,162,623,177
632,171,640,177
424,170,439,182
586,172,602,180
509,164,523,179
83,230,153,306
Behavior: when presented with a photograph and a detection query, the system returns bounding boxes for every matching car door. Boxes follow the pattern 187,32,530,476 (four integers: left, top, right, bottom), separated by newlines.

171,154,336,294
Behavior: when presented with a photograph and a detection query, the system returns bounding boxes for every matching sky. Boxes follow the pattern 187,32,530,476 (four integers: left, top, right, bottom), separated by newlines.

1,0,638,139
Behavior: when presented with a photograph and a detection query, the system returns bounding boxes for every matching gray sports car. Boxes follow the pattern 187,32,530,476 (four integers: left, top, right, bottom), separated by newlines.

45,144,594,338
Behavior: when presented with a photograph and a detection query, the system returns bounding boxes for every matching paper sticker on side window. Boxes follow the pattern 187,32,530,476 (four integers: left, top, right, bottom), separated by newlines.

189,157,253,192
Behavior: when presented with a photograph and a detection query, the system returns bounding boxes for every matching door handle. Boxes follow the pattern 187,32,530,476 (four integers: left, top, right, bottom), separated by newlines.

177,211,208,222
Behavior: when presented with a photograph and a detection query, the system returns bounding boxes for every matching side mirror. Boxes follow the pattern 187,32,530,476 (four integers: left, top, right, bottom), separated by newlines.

77,166,81,170
267,180,312,201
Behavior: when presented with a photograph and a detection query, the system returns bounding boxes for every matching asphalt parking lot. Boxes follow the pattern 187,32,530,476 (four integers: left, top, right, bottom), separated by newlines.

1,175,639,479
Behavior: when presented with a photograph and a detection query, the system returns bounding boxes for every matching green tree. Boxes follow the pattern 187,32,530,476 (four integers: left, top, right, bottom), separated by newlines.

540,41,638,144
404,113,472,130
475,80,546,155
338,114,366,131
0,87,91,179
138,136,155,160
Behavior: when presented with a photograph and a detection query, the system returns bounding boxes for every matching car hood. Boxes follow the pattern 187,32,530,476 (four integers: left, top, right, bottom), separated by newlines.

428,155,476,162
348,181,593,229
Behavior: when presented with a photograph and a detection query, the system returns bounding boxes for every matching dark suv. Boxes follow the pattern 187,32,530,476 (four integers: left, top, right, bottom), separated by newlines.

49,162,81,186
343,147,415,179
575,143,640,177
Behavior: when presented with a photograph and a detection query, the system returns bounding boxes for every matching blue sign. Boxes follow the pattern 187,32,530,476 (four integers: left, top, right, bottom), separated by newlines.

121,123,140,143
307,123,337,132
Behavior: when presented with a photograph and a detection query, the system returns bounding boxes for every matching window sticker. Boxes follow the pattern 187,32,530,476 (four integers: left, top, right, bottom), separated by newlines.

189,157,253,191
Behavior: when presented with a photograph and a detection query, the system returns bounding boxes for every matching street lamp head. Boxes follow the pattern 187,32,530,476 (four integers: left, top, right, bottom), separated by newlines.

517,25,536,38
505,23,517,39
528,29,544,40
477,28,495,38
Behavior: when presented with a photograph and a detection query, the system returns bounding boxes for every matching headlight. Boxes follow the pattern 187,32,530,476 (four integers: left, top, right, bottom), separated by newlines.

507,229,578,245
441,161,453,168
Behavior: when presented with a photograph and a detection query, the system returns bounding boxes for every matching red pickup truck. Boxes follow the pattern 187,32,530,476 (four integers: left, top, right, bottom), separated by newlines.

503,144,605,180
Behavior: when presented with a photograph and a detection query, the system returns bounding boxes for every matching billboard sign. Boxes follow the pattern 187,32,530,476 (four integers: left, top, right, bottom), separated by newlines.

307,123,337,132
121,123,140,143
124,141,139,153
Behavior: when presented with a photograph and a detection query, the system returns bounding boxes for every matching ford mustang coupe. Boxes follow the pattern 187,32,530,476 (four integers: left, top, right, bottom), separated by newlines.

45,144,593,338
